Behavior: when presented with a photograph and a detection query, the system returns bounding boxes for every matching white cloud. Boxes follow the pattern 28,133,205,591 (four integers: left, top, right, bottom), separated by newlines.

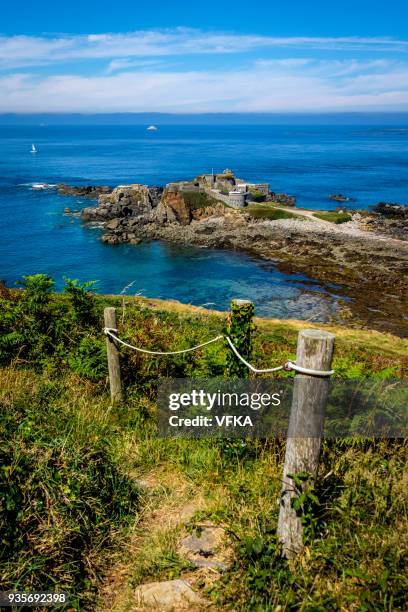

1,29,408,112
1,59,408,113
1,30,408,70
106,58,164,74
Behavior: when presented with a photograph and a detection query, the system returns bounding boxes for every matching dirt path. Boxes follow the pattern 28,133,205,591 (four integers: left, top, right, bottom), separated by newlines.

97,469,222,611
275,206,330,222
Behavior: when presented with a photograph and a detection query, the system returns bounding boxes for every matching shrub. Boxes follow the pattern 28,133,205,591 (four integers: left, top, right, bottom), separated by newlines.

0,275,103,372
64,278,98,326
0,274,68,366
68,335,107,381
0,440,138,609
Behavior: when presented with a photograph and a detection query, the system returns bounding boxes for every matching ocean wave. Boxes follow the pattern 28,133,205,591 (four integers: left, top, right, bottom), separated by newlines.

18,182,58,190
86,221,105,229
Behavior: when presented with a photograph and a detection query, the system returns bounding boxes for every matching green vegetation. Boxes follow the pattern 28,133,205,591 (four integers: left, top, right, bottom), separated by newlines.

1,276,407,610
246,204,301,220
181,189,219,210
250,190,267,203
225,300,254,378
313,211,353,224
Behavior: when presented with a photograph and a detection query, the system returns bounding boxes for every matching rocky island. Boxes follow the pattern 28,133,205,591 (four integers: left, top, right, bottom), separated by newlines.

75,170,408,336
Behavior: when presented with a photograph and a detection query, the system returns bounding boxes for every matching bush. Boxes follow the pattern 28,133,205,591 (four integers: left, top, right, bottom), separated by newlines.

0,377,139,610
0,275,102,371
68,335,107,381
0,274,68,366
63,278,98,326
0,440,138,609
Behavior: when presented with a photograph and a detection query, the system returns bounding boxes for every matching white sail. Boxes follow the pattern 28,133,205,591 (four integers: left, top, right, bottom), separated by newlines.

31,144,37,153
147,125,157,131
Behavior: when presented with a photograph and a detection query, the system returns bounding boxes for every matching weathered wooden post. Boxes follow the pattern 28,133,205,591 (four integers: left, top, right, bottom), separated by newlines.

277,328,335,558
226,299,254,378
104,307,123,404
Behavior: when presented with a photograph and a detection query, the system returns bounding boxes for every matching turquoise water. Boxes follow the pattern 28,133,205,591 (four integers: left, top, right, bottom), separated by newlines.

1,124,407,319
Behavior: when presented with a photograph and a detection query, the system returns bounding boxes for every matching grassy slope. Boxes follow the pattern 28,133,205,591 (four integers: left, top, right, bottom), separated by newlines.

313,211,352,224
245,204,303,221
1,293,408,610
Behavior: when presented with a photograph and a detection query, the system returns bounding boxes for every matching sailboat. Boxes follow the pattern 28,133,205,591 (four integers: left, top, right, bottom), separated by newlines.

30,144,37,154
147,125,157,131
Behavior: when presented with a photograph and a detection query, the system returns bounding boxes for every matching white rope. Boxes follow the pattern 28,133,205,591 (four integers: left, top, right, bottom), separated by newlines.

104,328,334,376
284,361,335,377
104,328,223,355
224,336,284,373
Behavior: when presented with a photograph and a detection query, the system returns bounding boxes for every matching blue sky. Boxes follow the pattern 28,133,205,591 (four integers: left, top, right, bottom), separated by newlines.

1,0,408,113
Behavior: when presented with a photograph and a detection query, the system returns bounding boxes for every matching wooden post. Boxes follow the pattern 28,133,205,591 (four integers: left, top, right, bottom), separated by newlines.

226,299,254,378
104,307,123,404
277,328,335,558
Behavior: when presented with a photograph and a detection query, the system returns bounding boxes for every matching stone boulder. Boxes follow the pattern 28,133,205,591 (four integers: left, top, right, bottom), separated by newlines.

178,526,231,572
134,579,208,609
105,218,122,230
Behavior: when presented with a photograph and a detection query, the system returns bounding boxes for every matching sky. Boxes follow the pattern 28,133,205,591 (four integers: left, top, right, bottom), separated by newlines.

1,0,408,114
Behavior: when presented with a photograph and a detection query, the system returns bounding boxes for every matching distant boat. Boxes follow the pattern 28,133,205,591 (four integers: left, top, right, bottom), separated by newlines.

30,144,37,154
147,125,158,131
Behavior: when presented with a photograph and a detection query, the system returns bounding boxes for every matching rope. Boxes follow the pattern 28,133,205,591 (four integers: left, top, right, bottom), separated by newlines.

224,336,284,373
104,328,334,377
284,361,335,377
104,328,224,355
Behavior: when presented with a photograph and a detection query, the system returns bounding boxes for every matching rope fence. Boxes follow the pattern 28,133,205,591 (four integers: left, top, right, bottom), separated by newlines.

103,301,336,560
103,327,335,377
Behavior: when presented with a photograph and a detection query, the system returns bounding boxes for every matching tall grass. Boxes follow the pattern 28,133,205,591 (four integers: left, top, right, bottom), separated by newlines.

1,277,407,609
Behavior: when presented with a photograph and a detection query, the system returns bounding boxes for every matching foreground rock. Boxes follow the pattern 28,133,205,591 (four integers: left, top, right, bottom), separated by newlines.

134,579,208,609
179,526,231,572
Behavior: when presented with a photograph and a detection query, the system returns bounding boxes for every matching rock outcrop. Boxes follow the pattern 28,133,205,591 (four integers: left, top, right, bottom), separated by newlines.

81,184,163,222
74,181,408,335
371,202,408,220
58,184,112,199
154,188,193,225
358,203,408,241
270,193,296,206
329,194,357,202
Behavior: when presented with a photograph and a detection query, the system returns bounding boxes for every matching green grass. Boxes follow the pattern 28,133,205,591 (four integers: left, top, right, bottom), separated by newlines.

0,368,140,610
246,205,301,221
313,211,353,224
180,189,220,210
1,281,407,610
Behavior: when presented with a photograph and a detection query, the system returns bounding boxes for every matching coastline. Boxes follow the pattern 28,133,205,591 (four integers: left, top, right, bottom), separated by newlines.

75,183,408,336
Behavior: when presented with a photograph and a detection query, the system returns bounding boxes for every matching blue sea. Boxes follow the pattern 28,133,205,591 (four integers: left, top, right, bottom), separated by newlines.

1,124,407,320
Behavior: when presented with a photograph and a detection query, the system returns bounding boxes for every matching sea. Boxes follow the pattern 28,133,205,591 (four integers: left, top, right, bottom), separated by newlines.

1,123,407,321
